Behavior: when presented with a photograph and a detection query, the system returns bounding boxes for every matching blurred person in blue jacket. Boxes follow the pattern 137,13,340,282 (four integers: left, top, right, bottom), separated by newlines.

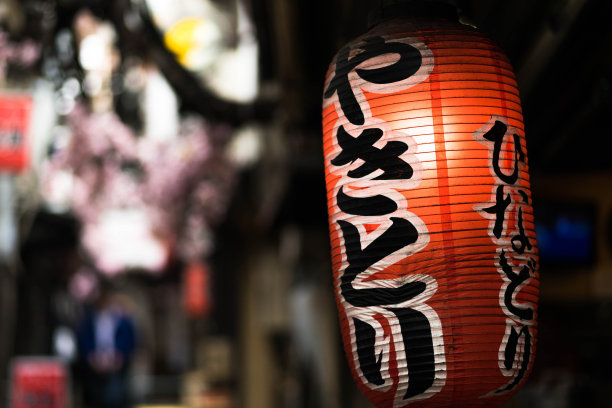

77,281,136,408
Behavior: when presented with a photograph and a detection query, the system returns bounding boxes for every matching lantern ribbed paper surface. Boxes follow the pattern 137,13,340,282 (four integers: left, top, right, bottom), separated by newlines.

322,10,539,408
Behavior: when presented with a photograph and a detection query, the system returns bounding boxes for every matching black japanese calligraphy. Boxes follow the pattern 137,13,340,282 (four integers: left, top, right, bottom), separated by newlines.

331,126,414,180
324,34,445,407
324,37,423,126
474,116,537,397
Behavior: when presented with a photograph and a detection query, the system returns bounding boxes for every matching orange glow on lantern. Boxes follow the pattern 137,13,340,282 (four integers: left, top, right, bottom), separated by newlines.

322,3,538,408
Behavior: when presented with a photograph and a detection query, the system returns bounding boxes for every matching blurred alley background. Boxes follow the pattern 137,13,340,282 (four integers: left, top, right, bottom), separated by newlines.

1,0,612,407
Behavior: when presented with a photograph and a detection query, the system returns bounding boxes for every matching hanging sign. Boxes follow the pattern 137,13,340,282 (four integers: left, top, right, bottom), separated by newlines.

0,94,32,173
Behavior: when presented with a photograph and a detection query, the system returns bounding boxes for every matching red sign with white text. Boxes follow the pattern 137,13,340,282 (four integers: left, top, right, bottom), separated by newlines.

10,358,70,408
0,94,32,173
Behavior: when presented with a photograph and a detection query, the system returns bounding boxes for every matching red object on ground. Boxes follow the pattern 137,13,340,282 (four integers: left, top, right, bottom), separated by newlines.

10,358,70,408
322,8,539,408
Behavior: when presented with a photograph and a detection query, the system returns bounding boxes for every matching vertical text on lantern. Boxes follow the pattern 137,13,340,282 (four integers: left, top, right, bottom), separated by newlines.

474,116,537,397
323,35,446,406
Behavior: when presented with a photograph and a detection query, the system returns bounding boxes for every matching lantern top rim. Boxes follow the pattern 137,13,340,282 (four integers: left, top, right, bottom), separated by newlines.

368,0,460,29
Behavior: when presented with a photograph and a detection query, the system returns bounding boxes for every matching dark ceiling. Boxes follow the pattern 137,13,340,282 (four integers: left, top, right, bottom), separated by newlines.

251,0,612,176
473,0,612,175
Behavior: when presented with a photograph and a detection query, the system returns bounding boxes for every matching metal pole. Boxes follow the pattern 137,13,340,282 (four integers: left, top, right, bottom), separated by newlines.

0,173,17,406
0,174,17,259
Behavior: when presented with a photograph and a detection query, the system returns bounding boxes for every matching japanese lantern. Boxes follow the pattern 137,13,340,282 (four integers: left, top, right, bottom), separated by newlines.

321,2,539,407
183,260,212,318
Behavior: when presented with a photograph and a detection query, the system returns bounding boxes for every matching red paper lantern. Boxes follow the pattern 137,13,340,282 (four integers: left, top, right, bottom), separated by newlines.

322,3,539,407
